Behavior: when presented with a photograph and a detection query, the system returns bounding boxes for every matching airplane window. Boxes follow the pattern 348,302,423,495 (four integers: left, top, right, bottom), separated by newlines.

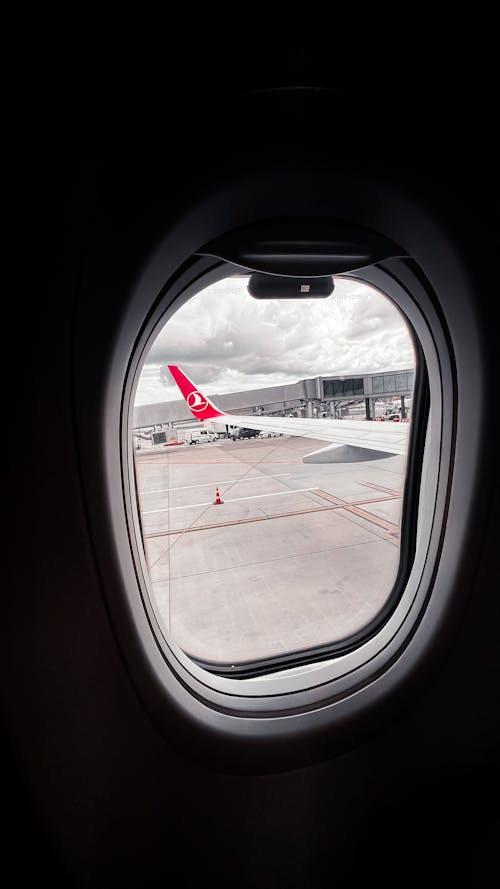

131,275,417,676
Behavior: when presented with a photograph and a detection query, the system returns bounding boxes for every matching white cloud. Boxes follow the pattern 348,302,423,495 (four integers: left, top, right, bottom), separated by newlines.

136,276,415,405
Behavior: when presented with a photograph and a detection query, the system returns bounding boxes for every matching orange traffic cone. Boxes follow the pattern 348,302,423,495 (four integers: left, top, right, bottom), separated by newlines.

213,487,223,505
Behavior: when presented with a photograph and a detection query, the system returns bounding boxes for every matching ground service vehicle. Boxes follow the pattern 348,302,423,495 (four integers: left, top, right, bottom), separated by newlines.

6,14,497,889
231,427,260,440
183,428,219,444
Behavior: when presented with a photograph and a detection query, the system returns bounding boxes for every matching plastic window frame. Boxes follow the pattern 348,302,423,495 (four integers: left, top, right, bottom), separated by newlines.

121,256,450,713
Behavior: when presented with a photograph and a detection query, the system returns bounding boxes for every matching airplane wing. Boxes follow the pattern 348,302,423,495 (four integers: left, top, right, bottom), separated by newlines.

167,365,410,463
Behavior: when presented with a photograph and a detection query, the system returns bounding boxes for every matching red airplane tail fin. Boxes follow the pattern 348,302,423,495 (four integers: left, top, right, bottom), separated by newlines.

168,365,224,421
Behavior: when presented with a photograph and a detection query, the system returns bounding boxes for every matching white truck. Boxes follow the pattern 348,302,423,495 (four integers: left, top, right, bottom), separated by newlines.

183,428,219,445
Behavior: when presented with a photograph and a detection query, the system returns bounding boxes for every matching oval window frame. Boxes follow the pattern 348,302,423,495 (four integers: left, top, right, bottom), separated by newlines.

121,252,448,710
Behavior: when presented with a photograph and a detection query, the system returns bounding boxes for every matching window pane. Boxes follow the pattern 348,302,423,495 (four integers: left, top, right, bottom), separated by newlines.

133,277,416,670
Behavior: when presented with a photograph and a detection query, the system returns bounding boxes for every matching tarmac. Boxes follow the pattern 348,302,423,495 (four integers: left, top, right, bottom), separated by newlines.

135,434,407,667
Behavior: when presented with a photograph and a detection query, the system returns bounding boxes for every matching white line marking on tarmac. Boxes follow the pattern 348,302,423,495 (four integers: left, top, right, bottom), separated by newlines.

140,472,291,495
143,488,316,514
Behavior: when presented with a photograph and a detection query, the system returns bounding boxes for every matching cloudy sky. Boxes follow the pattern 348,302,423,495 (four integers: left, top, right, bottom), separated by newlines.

135,276,415,406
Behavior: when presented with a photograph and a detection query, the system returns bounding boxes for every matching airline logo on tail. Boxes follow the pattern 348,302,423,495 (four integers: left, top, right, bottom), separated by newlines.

168,365,224,421
187,390,209,412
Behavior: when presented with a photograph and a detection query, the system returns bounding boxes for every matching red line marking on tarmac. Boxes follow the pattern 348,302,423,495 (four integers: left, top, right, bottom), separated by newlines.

360,480,402,497
315,482,400,534
144,508,333,537
313,488,400,533
341,504,399,534
312,490,346,506
143,489,401,538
